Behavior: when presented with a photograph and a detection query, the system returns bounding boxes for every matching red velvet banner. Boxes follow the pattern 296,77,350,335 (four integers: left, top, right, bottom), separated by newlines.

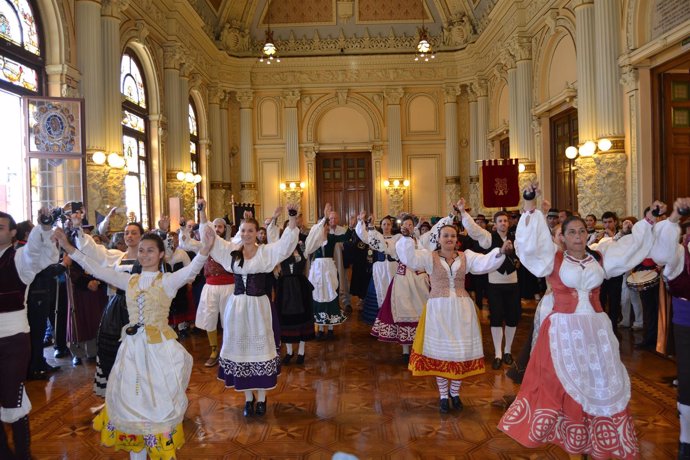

480,159,520,208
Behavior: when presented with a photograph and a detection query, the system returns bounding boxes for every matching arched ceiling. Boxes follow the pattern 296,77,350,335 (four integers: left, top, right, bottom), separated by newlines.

188,0,500,58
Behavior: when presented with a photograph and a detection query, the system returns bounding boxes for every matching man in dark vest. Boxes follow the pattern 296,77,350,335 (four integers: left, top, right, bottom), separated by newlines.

461,206,519,370
0,210,59,459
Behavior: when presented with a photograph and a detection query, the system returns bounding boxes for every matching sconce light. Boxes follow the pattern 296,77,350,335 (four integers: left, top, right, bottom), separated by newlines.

565,146,578,160
384,178,410,196
185,172,195,183
107,152,125,168
193,174,202,184
92,151,106,165
176,171,186,181
578,140,597,157
279,181,305,201
597,138,612,152
518,163,526,173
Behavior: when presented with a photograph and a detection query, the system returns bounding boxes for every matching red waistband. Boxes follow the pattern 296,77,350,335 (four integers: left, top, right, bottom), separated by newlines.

206,274,234,285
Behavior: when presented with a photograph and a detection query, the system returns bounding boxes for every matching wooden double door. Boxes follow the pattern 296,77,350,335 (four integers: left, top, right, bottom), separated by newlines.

316,151,372,222
550,109,579,212
655,68,690,203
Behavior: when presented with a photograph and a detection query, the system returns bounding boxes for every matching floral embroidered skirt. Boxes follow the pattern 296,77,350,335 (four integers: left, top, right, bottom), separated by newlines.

93,406,184,459
371,281,417,345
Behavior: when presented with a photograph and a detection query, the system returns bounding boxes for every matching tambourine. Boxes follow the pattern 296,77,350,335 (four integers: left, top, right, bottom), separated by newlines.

626,270,659,292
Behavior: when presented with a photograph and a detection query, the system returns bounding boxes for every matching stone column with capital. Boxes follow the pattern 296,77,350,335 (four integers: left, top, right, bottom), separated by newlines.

621,66,644,215
282,90,302,209
237,90,257,204
208,86,224,218
101,0,130,155
514,37,534,162
444,85,461,205
468,87,480,214
220,92,232,216
384,88,405,215
575,0,597,143
164,45,183,171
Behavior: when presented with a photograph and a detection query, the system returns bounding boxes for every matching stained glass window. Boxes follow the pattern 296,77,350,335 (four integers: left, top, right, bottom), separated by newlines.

0,0,39,56
189,100,200,211
120,53,146,109
121,50,149,229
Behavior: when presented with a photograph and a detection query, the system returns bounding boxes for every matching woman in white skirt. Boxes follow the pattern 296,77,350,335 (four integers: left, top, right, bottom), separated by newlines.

397,218,509,412
54,226,215,460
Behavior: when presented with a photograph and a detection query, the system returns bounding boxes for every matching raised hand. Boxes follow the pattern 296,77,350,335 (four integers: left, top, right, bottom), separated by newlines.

454,198,466,215
358,210,367,222
621,220,633,234
541,199,551,214
158,215,170,232
272,206,282,220
323,203,332,219
197,198,206,211
348,214,357,228
501,239,514,255
199,225,216,256
243,210,254,220
670,197,690,223
52,227,76,254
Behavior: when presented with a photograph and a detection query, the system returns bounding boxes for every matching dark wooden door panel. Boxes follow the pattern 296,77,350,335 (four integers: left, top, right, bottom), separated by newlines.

662,74,690,203
550,109,578,212
317,152,372,222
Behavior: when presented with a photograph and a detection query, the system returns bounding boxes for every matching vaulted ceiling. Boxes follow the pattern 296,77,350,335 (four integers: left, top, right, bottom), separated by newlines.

188,0,501,58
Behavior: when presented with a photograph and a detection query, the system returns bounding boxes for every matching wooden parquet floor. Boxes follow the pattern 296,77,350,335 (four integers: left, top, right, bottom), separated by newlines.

20,302,679,459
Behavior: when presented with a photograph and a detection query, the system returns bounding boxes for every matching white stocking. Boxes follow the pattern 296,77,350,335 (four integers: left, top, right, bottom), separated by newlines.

491,327,503,359
680,403,690,443
257,389,267,402
504,326,517,354
298,341,305,355
435,377,449,399
286,343,293,355
402,344,410,354
244,390,254,402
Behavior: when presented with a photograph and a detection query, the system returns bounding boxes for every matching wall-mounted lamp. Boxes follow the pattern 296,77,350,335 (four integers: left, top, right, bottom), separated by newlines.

107,152,125,168
92,151,106,165
280,181,305,204
565,146,578,160
573,137,612,158
383,178,410,199
518,163,526,173
176,170,202,183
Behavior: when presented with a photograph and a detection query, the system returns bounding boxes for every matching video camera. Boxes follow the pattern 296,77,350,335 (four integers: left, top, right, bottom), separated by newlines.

39,201,83,226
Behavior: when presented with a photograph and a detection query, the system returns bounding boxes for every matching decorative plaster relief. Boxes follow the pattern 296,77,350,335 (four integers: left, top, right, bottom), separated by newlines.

575,153,627,218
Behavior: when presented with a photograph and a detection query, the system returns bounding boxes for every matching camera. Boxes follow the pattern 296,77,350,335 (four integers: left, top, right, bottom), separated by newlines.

39,207,66,226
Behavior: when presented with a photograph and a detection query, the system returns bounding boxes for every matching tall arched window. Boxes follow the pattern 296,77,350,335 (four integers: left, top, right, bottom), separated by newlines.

0,0,44,220
121,51,150,228
188,99,200,217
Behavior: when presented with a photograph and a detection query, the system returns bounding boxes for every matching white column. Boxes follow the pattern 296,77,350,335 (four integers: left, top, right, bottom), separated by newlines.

575,0,597,142
237,90,257,203
468,90,478,176
101,0,129,154
220,92,231,187
444,85,461,205
444,85,460,178
179,65,191,171
282,90,301,182
475,79,489,161
76,0,104,152
163,45,182,171
507,65,518,158
208,87,223,217
594,0,624,139
515,38,534,161
384,88,404,179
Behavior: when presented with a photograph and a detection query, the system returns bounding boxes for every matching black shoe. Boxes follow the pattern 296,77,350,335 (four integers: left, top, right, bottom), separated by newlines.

255,400,267,416
402,353,410,365
282,354,293,364
492,357,502,370
316,331,325,340
296,354,305,364
439,398,450,414
679,442,690,460
243,400,255,417
327,330,335,339
53,348,68,359
450,395,463,411
72,357,82,366
27,370,48,381
503,353,513,365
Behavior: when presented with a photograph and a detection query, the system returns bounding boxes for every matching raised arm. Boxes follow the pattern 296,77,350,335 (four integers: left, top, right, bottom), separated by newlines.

514,209,558,278
205,223,243,271
595,208,656,278
396,235,434,273
464,248,506,275
162,252,207,297
179,222,202,253
15,222,59,285
74,229,125,267
69,250,130,291
305,217,327,255
264,227,299,267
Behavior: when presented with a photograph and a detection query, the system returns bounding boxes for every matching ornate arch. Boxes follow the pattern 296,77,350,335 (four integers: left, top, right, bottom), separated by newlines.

490,78,508,130
35,0,69,94
533,17,577,105
302,92,383,145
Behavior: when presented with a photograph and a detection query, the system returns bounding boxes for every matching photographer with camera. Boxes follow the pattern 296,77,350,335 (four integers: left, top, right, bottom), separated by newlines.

0,208,59,459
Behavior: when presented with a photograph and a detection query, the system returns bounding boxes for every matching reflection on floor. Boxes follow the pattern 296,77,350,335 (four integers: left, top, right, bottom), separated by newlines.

20,301,679,459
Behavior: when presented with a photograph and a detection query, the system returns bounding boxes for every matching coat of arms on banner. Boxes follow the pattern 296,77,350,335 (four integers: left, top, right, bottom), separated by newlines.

480,159,520,208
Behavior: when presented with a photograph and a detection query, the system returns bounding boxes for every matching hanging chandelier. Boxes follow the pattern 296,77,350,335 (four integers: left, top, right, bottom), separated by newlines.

259,0,280,64
414,1,435,62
